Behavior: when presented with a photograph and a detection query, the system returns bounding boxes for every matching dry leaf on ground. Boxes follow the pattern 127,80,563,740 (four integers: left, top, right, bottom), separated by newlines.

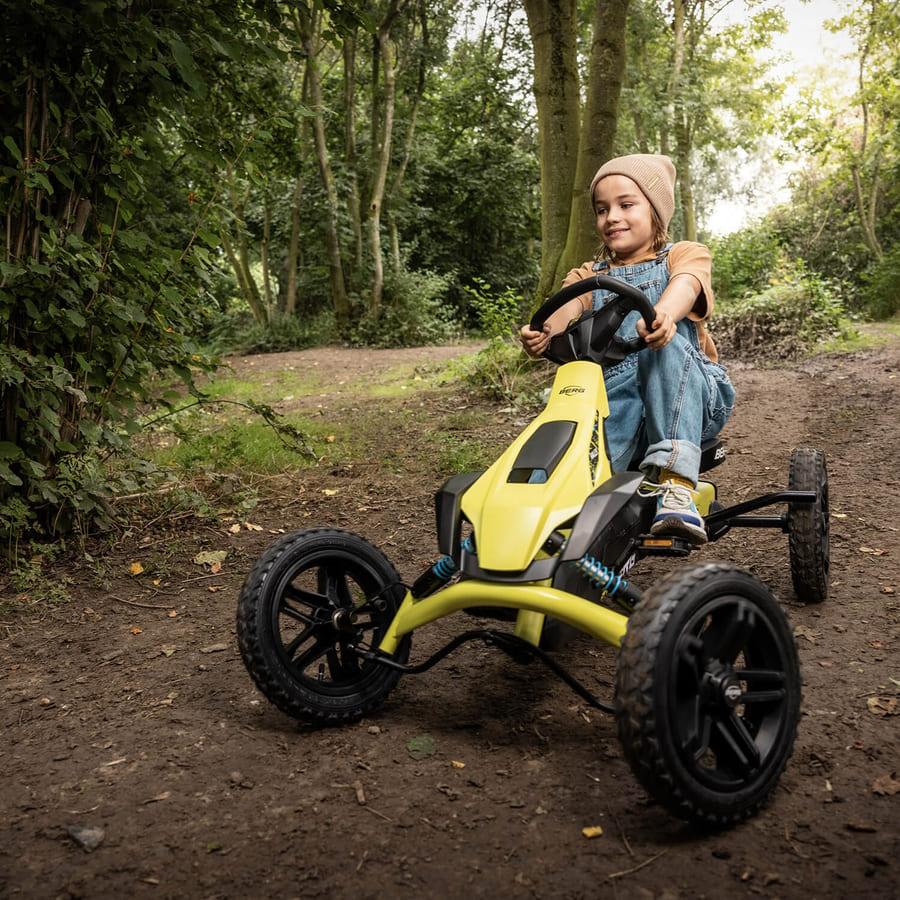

129,562,144,576
866,696,898,716
871,773,900,796
227,523,241,534
193,550,228,567
130,626,142,635
243,522,263,531
581,826,603,839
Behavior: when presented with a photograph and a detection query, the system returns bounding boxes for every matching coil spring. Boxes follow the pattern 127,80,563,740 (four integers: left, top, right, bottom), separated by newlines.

575,554,628,597
432,555,458,579
461,535,475,554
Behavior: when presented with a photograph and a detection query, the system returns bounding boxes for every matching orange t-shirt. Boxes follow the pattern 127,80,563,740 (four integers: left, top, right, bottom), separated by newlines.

561,241,719,362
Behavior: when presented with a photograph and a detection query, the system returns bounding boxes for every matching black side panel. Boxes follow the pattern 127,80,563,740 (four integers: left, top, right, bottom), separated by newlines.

560,472,646,561
436,471,483,559
699,438,725,472
508,421,577,482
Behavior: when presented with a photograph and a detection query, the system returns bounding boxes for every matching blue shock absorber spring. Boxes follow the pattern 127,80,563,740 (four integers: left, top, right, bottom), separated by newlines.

433,555,458,580
575,554,628,597
461,535,475,554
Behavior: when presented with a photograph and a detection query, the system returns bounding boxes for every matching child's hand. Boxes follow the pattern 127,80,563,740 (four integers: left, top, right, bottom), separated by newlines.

637,310,676,351
519,322,551,357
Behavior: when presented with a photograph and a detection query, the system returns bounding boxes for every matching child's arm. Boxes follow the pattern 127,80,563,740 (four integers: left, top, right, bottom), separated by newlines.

637,274,700,351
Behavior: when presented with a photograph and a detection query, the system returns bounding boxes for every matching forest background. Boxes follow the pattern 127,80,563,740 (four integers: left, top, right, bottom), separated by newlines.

1,0,898,548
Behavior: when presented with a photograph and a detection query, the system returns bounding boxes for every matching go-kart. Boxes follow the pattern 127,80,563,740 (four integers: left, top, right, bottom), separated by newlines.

236,275,830,828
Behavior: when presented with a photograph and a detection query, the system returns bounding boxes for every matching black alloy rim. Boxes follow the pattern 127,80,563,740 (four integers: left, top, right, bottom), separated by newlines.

669,594,792,792
269,550,391,695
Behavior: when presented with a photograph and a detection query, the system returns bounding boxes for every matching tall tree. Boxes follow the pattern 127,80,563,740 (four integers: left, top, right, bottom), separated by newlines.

524,0,629,298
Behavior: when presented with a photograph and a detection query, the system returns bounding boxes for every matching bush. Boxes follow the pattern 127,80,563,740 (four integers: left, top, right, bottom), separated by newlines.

860,246,900,319
709,223,785,301
462,278,527,340
713,266,848,361
352,267,461,348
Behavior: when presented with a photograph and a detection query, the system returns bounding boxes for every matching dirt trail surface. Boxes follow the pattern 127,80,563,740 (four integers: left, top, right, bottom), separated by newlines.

2,336,899,899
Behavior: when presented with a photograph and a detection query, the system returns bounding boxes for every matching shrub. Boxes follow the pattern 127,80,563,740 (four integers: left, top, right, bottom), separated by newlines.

462,278,527,340
860,246,900,319
352,267,461,348
709,222,785,301
713,266,848,361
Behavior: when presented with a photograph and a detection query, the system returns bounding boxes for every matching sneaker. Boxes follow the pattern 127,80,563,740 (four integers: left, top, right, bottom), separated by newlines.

640,480,708,545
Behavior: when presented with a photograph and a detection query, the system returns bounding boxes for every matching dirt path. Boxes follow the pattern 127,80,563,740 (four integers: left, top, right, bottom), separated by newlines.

2,337,899,899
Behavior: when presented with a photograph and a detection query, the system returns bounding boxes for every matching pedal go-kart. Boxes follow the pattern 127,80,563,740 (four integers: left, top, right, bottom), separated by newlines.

237,275,830,828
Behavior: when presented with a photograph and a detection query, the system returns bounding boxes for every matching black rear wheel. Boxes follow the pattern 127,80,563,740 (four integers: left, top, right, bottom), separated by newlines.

787,448,829,603
236,528,410,723
616,563,800,828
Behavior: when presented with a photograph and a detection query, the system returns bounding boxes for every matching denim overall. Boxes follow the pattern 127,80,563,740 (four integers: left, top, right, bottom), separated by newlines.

591,244,735,484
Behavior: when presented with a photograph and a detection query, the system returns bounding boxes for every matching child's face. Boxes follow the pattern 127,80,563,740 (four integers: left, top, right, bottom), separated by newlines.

593,175,655,259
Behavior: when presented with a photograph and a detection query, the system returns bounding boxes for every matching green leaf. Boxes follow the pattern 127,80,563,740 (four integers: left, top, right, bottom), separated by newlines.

0,462,22,486
0,441,23,460
3,136,22,164
169,38,207,97
64,309,87,328
406,734,435,760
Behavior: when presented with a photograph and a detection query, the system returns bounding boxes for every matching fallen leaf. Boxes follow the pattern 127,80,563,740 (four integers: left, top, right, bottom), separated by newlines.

243,522,263,531
160,645,177,657
867,697,897,716
872,773,900,796
323,488,338,496
882,586,895,595
451,760,466,769
200,643,228,654
193,550,228,567
325,435,336,443
833,512,847,519
167,610,178,618
581,825,603,839
406,734,435,760
859,546,887,556
793,625,817,643
207,586,223,593
210,561,222,574
130,626,143,635
129,562,144,576
152,578,161,586
227,523,241,534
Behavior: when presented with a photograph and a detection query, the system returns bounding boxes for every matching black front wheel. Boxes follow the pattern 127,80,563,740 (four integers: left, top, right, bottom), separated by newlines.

236,528,410,724
615,563,800,828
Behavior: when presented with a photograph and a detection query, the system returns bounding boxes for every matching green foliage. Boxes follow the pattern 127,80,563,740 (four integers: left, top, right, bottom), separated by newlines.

710,223,785,302
235,310,336,355
435,433,494,476
861,246,900,319
463,278,527,340
713,267,848,361
352,267,460,348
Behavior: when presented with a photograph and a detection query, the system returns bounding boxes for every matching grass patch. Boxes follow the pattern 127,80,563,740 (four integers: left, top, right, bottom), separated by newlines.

152,411,351,475
201,369,322,405
817,316,900,354
434,433,496,476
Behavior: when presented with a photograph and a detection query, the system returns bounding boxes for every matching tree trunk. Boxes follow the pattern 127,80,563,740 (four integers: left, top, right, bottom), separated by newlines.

343,33,364,273
556,0,630,283
674,110,696,241
283,175,303,315
261,196,272,315
368,2,401,320
294,8,351,332
524,0,581,300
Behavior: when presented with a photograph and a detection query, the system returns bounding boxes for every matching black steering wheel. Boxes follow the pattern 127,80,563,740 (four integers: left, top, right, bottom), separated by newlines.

530,274,657,367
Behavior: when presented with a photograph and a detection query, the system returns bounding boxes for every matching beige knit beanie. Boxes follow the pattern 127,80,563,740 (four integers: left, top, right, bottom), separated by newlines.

589,154,676,230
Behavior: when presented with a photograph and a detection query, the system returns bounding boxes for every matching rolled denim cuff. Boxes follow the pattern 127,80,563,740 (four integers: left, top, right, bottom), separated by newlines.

641,439,701,485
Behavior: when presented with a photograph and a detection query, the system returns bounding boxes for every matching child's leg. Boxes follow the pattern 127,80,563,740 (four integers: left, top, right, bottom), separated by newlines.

635,335,735,542
636,333,734,486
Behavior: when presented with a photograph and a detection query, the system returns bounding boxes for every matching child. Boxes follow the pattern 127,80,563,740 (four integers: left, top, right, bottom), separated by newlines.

519,154,734,544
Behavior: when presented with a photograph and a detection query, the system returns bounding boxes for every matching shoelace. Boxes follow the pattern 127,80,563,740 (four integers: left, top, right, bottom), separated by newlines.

638,480,696,509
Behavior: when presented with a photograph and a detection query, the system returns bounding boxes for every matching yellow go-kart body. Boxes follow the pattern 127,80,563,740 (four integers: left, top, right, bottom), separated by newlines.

379,360,715,655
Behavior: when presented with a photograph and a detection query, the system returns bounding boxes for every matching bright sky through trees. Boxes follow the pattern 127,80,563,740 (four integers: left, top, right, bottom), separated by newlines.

707,0,856,235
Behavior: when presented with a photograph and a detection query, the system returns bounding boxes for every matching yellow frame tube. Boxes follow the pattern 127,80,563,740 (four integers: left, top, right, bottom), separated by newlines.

378,582,627,655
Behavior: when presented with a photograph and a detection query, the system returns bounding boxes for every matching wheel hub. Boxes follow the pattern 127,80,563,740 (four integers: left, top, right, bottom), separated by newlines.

702,669,743,709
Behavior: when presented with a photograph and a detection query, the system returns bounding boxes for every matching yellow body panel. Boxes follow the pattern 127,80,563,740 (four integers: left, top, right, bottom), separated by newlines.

460,362,611,571
695,480,715,516
378,584,628,654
